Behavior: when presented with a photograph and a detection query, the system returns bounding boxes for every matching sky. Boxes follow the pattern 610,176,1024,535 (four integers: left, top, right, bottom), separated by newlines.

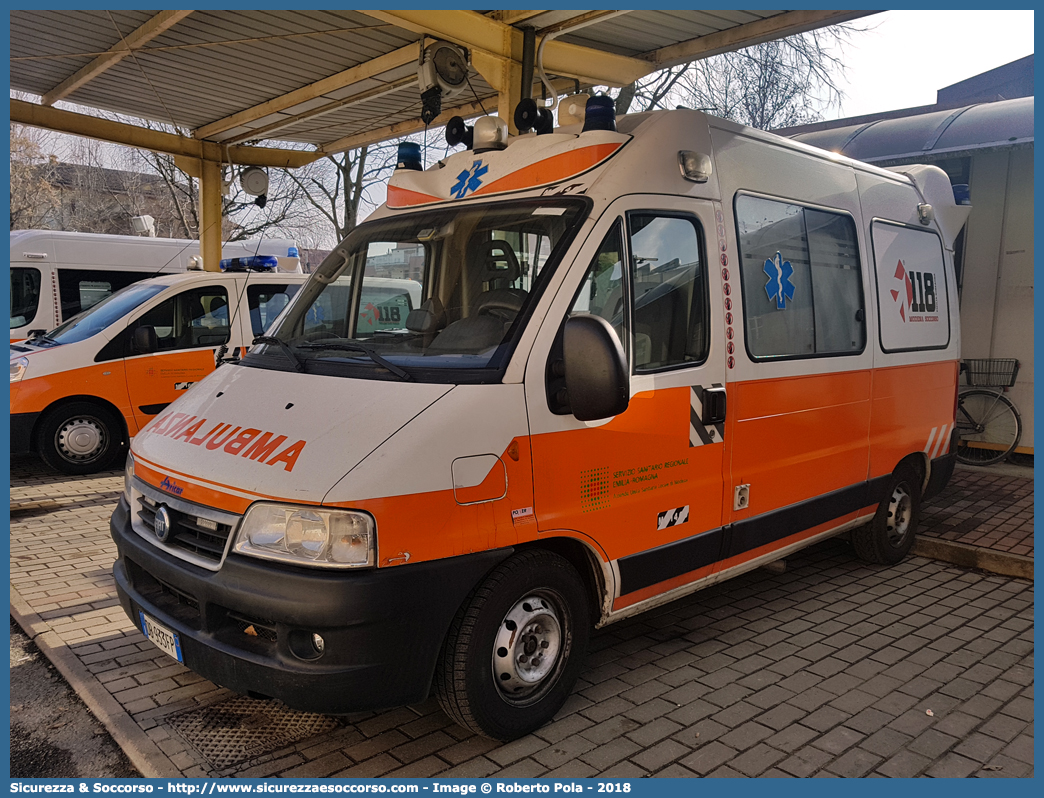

826,9,1035,119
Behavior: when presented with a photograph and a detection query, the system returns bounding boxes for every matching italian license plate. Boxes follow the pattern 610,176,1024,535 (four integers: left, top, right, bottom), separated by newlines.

139,610,184,663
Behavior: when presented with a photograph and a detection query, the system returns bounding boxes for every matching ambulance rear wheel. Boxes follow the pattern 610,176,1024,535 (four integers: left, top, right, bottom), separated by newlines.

852,463,921,565
435,550,590,741
37,401,124,475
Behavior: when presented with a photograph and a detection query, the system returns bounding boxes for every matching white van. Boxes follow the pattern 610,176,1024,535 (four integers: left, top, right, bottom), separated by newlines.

10,230,299,341
111,106,969,741
12,270,421,475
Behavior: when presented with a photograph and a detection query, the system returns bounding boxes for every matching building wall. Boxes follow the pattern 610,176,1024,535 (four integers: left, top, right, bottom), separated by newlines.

959,146,1034,448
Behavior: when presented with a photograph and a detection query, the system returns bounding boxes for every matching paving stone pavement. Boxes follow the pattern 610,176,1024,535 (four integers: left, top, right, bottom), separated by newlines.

10,457,1034,778
920,466,1033,557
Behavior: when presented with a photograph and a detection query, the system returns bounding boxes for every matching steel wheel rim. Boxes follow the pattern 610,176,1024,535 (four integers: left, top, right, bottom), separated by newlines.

492,592,564,704
885,484,913,545
56,416,106,461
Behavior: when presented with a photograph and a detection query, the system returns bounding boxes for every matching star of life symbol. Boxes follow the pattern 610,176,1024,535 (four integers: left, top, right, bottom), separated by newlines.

890,259,914,322
763,251,795,310
451,160,488,199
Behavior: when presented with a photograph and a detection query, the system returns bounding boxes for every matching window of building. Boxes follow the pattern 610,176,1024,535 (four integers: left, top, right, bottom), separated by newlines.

736,194,865,359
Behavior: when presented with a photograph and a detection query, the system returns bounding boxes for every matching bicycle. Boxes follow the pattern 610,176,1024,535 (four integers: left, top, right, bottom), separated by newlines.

955,358,1022,466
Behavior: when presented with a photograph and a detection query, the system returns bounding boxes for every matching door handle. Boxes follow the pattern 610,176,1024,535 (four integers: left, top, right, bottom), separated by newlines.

702,387,726,425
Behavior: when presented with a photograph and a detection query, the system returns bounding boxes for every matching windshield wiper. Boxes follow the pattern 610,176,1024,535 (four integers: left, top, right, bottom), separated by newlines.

26,333,59,347
252,335,305,373
296,341,412,381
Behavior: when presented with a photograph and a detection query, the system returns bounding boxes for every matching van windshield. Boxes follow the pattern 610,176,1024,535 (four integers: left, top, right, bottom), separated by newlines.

253,199,587,382
41,282,169,346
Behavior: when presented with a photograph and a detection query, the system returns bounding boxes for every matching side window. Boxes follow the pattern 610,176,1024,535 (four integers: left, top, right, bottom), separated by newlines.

303,279,352,339
134,286,231,351
57,269,142,319
568,220,627,359
10,267,42,328
628,213,708,371
872,221,950,352
247,283,301,336
736,195,864,359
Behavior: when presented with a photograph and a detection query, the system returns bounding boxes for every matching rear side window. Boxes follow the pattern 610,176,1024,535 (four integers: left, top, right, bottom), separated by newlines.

11,267,41,329
871,221,950,352
736,195,865,359
57,269,143,320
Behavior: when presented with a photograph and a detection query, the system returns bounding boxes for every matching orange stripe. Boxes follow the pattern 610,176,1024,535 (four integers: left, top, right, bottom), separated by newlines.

386,184,441,209
472,143,623,196
134,457,255,514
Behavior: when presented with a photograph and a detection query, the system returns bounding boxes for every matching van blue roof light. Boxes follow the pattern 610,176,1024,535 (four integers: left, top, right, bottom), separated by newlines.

396,142,422,171
220,255,279,272
582,95,616,133
288,246,299,257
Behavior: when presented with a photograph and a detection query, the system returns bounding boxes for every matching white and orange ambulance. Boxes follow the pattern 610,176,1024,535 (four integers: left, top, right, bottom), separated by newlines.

10,230,299,342
12,265,421,475
11,268,305,474
111,102,969,740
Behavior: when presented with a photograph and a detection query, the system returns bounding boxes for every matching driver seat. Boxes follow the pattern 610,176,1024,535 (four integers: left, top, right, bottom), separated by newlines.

468,238,528,320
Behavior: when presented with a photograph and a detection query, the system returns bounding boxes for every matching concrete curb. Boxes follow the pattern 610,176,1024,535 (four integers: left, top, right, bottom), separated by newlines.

912,537,1034,580
10,585,182,779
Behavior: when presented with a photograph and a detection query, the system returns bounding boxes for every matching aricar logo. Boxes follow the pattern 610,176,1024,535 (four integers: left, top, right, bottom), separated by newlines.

159,476,183,496
763,251,795,310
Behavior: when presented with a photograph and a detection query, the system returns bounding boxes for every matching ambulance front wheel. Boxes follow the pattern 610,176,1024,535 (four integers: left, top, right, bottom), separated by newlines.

435,550,590,741
852,463,922,565
37,401,124,475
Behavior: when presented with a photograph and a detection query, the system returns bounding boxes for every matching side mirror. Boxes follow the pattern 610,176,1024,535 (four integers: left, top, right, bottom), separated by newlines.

132,325,158,354
563,315,629,421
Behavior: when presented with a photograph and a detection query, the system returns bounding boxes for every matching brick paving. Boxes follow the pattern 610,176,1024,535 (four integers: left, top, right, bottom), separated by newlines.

10,456,1034,778
920,467,1034,557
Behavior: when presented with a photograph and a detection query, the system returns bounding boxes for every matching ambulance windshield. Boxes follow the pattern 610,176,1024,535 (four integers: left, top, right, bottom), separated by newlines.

254,199,587,382
38,281,169,346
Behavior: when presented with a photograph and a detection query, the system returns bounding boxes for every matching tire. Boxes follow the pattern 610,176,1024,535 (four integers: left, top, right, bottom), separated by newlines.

852,463,921,565
955,390,1022,466
435,550,590,741
37,401,125,475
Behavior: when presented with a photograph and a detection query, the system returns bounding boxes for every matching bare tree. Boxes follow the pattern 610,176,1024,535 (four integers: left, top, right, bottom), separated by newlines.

10,124,61,229
615,25,864,130
286,143,399,246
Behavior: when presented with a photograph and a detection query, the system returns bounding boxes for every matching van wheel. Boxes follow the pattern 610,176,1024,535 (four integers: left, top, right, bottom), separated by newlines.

852,463,921,565
37,402,124,475
435,551,590,741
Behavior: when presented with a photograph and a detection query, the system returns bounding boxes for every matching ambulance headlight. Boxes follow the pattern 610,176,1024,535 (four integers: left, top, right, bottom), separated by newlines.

124,452,135,502
234,504,376,568
11,357,29,383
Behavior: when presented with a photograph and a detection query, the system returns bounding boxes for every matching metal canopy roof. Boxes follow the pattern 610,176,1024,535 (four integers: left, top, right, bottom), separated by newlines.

790,96,1034,163
11,9,872,162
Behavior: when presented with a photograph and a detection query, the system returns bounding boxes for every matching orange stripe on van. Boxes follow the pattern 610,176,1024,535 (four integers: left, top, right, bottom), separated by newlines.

134,455,257,514
869,360,958,478
473,143,623,197
386,184,441,209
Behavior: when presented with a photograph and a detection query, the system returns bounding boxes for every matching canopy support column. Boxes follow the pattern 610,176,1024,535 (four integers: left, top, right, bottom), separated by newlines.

200,159,223,272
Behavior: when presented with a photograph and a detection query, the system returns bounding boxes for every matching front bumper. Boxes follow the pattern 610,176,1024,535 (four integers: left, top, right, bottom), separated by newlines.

110,496,511,713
